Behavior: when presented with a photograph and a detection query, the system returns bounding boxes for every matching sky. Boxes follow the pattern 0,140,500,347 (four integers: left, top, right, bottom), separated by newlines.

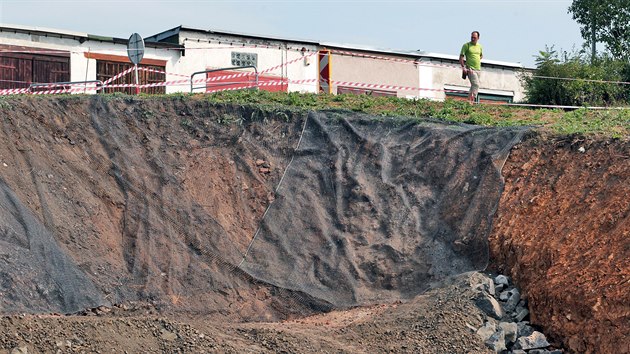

0,0,585,68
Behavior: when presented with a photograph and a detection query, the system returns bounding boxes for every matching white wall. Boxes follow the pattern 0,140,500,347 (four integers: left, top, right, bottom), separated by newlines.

316,50,526,101
285,44,319,93
330,52,419,98
405,58,527,102
168,30,319,94
418,62,438,100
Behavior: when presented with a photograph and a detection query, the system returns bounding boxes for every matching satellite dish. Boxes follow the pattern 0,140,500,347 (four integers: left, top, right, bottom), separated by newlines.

127,33,145,65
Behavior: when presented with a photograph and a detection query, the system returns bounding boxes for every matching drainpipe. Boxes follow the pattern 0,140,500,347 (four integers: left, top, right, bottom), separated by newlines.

418,59,421,100
283,43,287,85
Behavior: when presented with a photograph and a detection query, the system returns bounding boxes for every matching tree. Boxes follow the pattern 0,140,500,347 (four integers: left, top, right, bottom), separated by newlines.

568,0,630,62
522,46,630,106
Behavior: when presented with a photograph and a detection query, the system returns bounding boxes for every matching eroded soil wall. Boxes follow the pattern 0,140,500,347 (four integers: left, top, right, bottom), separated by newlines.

0,95,524,316
489,135,629,353
0,96,627,353
0,95,325,320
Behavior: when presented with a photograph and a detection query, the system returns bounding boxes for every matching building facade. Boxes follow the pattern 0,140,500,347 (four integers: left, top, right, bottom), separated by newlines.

0,23,530,102
145,26,320,94
0,24,180,94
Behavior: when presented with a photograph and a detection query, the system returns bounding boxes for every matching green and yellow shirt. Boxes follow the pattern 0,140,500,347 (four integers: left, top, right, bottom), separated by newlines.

460,42,483,71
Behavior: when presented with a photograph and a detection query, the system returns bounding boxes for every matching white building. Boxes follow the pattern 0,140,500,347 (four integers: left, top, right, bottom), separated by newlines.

0,24,180,94
145,26,320,94
148,25,529,102
0,23,530,102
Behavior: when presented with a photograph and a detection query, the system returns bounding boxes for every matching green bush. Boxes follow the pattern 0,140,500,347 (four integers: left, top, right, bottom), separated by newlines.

522,47,630,106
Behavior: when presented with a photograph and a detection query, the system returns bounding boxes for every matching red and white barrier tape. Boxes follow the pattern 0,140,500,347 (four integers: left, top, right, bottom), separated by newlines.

331,80,460,94
194,78,462,96
201,72,254,83
130,53,317,90
0,84,102,95
141,79,190,88
260,51,317,74
286,78,318,85
102,66,136,85
137,67,189,79
330,49,417,66
31,85,102,95
330,49,464,71
205,83,258,93
0,77,459,96
0,88,29,95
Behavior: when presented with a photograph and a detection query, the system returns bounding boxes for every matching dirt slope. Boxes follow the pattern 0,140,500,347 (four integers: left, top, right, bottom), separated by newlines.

0,95,627,353
489,135,630,353
0,95,329,320
0,95,525,315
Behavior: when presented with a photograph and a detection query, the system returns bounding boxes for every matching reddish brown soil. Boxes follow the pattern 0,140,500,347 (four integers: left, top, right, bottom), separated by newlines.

489,135,630,354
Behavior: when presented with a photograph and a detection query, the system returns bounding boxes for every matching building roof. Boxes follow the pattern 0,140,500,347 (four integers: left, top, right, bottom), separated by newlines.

0,23,182,49
146,25,320,46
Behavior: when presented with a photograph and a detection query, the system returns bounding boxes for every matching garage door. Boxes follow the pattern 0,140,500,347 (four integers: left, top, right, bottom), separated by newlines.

0,45,70,89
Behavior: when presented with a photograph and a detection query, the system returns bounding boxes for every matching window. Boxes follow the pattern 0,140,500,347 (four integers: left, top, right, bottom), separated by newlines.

231,52,258,67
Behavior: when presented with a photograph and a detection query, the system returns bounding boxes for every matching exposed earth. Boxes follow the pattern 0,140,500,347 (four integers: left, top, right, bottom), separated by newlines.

0,95,627,353
489,135,629,353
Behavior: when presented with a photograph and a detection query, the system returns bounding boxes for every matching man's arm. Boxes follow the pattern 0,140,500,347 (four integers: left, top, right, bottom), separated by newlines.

459,54,465,68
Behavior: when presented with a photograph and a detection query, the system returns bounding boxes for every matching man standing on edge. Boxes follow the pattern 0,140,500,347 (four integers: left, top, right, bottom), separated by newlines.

459,31,483,103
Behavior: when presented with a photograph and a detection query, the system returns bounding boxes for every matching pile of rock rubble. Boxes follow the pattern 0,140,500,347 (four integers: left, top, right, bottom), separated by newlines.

472,273,563,353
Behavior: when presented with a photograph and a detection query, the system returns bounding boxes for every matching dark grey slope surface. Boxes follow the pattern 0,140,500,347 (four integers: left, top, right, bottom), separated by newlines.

241,111,526,307
0,178,104,313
